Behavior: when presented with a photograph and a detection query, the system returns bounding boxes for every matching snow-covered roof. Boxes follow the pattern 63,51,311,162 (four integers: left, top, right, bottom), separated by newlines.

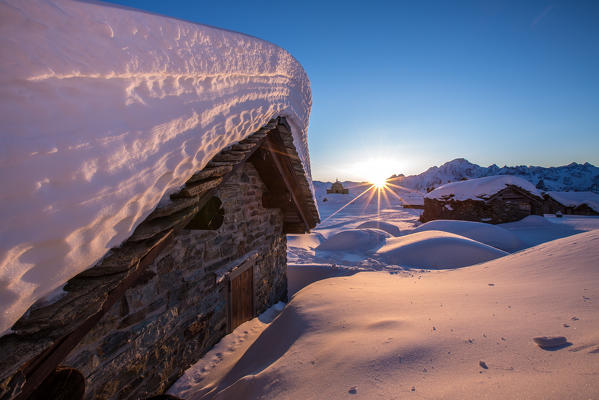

0,0,313,334
547,191,599,213
424,175,543,201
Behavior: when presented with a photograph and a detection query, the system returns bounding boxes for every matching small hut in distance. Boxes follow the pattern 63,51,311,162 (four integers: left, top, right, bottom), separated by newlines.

327,179,349,194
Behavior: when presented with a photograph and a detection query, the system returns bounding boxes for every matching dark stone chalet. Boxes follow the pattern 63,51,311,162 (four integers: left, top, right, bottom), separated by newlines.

543,192,599,216
421,176,544,224
0,118,319,400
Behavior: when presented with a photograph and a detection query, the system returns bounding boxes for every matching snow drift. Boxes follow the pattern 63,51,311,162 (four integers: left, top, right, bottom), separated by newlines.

356,220,401,236
0,0,312,333
316,229,391,252
411,220,524,252
376,231,508,268
172,230,599,399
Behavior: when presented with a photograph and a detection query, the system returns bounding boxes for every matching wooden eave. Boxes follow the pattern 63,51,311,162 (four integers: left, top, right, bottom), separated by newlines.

543,193,567,208
249,119,319,234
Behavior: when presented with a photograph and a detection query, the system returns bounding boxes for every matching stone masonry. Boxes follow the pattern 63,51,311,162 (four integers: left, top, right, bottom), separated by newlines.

421,186,544,224
67,162,287,399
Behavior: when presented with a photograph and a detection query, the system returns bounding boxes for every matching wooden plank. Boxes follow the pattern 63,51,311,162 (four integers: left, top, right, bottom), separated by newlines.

230,266,253,330
262,192,293,209
284,222,309,234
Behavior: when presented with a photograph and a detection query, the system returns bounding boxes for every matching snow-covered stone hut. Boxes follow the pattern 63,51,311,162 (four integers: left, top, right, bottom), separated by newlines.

421,176,544,224
543,192,599,216
327,179,349,194
0,1,318,399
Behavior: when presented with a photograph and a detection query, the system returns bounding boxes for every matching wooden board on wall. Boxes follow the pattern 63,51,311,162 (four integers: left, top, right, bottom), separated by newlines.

230,266,254,330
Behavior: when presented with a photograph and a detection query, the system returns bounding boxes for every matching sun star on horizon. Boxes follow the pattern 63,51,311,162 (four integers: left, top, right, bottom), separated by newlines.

371,176,388,189
343,157,402,189
321,178,418,225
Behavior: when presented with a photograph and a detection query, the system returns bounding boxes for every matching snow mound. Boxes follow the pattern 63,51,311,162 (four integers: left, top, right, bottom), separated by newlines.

287,232,325,249
512,215,555,227
356,220,401,236
316,229,391,252
425,175,542,201
376,231,508,268
547,191,599,213
411,220,524,252
0,0,312,333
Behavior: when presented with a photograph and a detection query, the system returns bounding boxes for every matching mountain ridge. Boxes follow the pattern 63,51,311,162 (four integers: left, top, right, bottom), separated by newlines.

389,158,599,192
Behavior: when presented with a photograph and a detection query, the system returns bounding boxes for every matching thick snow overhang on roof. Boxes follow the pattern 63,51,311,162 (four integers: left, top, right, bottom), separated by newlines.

546,191,599,213
425,175,543,202
0,0,315,334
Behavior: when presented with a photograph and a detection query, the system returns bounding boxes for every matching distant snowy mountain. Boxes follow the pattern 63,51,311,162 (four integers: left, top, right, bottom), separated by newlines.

390,158,599,192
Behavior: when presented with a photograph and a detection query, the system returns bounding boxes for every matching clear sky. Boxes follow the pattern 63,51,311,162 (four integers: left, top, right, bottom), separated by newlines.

103,0,599,182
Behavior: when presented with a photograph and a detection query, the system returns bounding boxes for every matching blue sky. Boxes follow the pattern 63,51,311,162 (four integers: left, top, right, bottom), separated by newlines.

104,0,599,181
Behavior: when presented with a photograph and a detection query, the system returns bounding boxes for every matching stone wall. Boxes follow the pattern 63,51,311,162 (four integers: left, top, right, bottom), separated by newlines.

543,195,599,216
75,162,287,399
1,162,287,399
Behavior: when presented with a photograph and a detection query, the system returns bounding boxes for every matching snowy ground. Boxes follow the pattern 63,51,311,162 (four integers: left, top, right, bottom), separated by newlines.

170,183,599,399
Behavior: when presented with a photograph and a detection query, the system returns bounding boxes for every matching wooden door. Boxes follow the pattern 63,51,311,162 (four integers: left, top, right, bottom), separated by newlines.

230,266,254,330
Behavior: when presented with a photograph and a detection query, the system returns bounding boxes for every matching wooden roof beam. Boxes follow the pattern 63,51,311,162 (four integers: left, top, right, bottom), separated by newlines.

262,134,311,232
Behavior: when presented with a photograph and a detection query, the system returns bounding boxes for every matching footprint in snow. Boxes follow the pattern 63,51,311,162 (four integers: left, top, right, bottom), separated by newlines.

568,343,597,353
533,336,571,350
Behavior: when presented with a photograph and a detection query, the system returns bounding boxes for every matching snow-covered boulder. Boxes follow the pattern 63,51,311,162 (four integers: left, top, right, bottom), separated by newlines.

511,215,555,227
376,231,508,268
411,220,524,252
287,232,325,249
0,0,312,333
356,221,401,237
316,229,391,252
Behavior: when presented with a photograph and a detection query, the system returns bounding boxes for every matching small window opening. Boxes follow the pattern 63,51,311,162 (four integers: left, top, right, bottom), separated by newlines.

185,196,224,230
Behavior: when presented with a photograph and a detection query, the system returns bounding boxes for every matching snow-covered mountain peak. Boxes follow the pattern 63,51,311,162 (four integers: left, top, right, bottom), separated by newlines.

395,159,599,192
